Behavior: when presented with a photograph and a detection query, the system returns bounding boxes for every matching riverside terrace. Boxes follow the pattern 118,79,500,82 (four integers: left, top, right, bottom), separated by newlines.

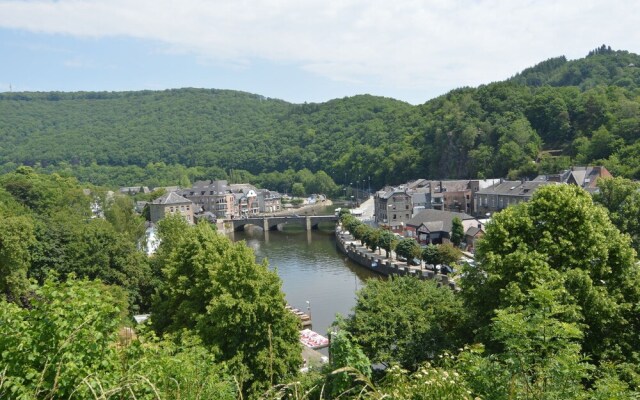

335,225,458,290
226,215,338,231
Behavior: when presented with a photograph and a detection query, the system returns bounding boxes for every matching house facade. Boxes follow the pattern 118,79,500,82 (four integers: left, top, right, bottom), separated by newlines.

474,166,612,216
256,189,282,214
405,209,478,245
180,180,233,218
374,187,413,232
149,192,195,224
474,180,556,216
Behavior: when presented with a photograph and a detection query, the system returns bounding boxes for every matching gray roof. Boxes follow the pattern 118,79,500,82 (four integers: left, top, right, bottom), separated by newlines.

188,180,229,195
411,192,428,204
465,226,482,237
378,188,410,200
476,180,556,197
229,183,258,193
407,209,474,232
151,192,192,205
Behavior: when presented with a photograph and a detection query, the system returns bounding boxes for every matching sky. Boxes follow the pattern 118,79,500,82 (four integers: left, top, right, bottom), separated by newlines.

0,0,639,105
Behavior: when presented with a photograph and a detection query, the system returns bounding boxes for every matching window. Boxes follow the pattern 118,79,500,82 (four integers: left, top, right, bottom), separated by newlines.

393,214,397,220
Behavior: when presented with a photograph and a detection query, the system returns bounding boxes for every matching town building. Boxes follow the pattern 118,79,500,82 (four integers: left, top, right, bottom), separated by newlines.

119,186,150,195
256,189,282,214
149,192,195,224
474,180,556,216
374,187,413,232
405,209,480,246
180,180,235,219
475,166,612,216
535,166,612,193
230,184,260,217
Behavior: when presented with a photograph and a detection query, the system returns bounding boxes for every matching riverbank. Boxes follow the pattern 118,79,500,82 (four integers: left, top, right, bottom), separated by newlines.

335,224,457,290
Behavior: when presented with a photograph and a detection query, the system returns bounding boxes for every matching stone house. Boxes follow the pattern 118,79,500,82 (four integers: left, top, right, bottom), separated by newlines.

229,183,260,217
149,192,195,224
374,187,413,232
405,209,478,245
474,180,557,216
180,180,235,219
256,189,282,214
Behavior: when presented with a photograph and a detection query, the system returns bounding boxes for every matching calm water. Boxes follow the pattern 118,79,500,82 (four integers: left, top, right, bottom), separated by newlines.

229,225,379,337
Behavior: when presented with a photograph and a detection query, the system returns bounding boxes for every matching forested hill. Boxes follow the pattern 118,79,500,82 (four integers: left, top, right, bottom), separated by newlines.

510,45,640,89
1,46,640,188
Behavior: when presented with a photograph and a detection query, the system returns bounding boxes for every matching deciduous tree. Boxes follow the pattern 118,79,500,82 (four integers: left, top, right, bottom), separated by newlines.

152,222,301,397
344,276,468,370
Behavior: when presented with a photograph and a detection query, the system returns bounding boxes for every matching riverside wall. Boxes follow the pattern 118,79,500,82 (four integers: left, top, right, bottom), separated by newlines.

335,227,457,290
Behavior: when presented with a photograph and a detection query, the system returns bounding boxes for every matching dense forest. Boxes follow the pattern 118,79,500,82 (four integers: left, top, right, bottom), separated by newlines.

1,46,640,191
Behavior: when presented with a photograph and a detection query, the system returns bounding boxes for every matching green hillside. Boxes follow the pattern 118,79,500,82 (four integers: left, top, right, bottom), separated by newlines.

1,46,639,187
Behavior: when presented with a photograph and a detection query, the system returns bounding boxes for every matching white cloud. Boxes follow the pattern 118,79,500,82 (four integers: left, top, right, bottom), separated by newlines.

1,0,639,99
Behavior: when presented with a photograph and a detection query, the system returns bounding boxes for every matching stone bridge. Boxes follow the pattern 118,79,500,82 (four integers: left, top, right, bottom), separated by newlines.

227,215,338,232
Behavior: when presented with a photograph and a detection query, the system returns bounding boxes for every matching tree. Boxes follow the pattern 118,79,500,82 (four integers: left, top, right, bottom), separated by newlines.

344,276,468,370
395,238,421,262
310,170,338,195
325,329,372,397
378,230,397,258
0,213,36,303
291,182,305,197
152,222,301,397
421,243,460,266
437,242,462,265
0,277,126,398
30,213,152,311
421,243,439,265
354,223,369,246
363,227,380,253
450,216,464,247
104,194,146,243
489,277,590,399
594,176,640,253
461,184,640,365
0,277,237,400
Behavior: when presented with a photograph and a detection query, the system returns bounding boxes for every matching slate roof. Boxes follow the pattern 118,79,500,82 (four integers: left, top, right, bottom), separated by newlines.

476,180,556,197
187,180,228,195
465,226,482,237
378,188,410,200
151,192,192,205
407,209,474,231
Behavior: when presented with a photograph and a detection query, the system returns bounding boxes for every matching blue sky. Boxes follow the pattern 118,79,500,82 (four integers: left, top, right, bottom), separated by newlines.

1,1,639,105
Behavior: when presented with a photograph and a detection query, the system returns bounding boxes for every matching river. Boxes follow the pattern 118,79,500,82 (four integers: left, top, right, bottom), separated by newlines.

229,224,379,337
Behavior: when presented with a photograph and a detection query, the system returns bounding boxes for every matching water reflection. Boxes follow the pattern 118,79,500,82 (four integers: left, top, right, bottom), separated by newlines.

230,225,379,336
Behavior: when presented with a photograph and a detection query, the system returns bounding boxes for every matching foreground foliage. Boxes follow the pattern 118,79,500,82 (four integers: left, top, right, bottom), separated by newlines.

0,277,237,400
151,219,301,397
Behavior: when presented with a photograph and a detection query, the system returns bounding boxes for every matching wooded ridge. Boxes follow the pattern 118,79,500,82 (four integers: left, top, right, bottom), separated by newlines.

1,45,639,188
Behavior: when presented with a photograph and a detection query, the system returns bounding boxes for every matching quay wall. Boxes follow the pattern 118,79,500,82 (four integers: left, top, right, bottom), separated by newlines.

335,227,457,290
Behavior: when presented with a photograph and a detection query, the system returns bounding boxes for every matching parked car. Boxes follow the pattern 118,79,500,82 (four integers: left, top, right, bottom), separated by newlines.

441,265,455,275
